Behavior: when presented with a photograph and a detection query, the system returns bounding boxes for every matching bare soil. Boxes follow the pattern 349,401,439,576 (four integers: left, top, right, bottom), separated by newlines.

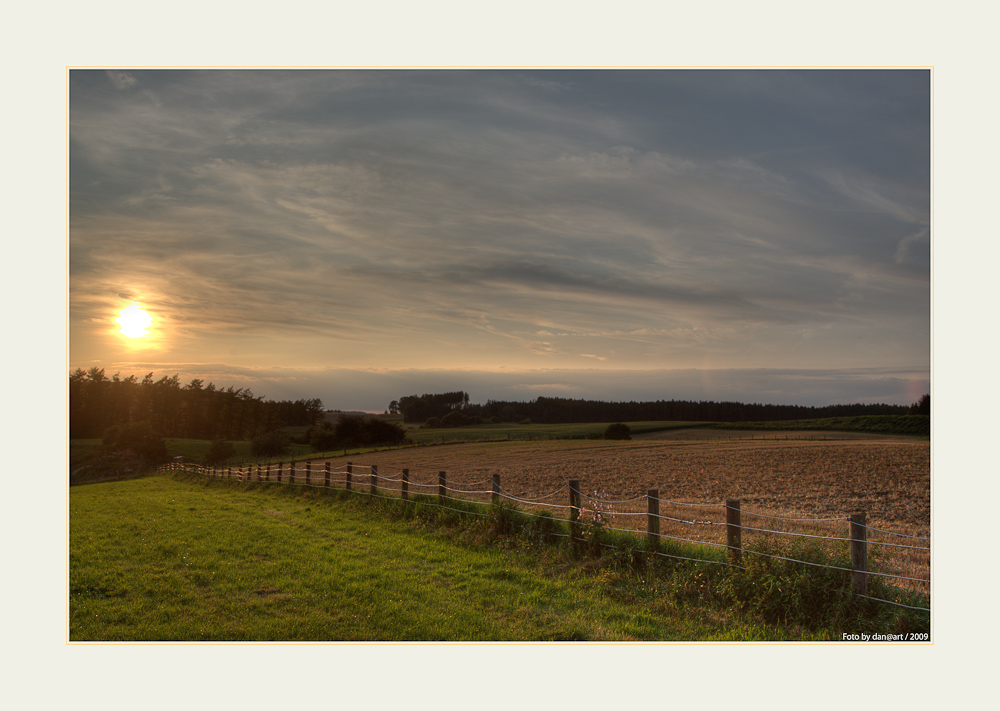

272,432,930,592
306,434,930,536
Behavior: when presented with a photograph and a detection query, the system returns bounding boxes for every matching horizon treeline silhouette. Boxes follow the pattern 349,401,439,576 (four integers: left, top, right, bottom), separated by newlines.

395,391,923,425
69,368,324,440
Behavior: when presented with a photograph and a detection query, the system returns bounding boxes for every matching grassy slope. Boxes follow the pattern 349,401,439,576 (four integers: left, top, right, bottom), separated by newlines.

71,475,753,641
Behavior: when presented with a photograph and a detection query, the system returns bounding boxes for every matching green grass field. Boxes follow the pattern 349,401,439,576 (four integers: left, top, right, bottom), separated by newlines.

70,475,750,641
70,472,929,642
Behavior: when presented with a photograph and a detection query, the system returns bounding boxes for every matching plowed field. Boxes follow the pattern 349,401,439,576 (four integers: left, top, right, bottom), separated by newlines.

307,432,930,536
274,431,930,593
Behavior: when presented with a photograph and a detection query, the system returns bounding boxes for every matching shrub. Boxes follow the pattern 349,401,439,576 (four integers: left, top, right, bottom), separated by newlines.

309,422,339,452
364,418,407,446
441,410,469,428
333,415,367,447
250,430,290,457
204,437,237,466
422,417,442,429
603,423,631,440
517,418,532,425
101,421,168,463
312,415,408,449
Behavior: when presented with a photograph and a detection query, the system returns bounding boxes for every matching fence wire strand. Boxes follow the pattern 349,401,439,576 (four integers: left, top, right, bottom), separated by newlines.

166,461,930,612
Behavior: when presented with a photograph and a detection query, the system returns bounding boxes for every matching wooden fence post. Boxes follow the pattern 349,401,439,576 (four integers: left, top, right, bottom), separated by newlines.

401,468,409,501
370,465,377,497
324,462,331,488
288,461,294,485
850,512,868,596
569,479,581,553
346,462,353,491
726,499,742,566
265,463,270,482
256,465,261,482
647,489,660,549
492,474,500,505
277,462,282,483
438,471,446,505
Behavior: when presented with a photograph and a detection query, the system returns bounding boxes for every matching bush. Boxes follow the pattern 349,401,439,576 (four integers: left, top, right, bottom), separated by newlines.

250,430,290,457
603,423,631,440
101,421,168,463
309,422,339,451
204,437,237,466
422,417,442,429
441,410,469,428
312,416,408,449
364,418,408,446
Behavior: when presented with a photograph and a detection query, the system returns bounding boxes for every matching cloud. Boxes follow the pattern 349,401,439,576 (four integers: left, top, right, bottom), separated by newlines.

70,70,929,403
105,70,137,90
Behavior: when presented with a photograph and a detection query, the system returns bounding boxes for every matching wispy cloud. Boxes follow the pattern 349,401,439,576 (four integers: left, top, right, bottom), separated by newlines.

70,69,930,407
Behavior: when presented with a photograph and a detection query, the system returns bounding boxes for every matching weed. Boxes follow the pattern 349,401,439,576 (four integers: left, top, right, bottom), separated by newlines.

579,490,616,556
485,501,524,539
528,511,561,546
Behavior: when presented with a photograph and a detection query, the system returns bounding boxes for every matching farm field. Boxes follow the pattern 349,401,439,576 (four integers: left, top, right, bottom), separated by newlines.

298,433,930,597
306,434,930,533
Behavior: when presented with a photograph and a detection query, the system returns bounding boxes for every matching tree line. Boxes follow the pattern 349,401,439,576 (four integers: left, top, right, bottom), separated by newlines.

70,368,324,440
395,392,920,425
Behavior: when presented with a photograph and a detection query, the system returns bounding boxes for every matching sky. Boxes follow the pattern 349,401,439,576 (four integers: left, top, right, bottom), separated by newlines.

11,2,999,696
69,69,930,411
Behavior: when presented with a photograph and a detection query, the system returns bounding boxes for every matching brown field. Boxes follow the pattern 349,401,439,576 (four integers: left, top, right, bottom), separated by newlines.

305,433,929,531
285,431,930,595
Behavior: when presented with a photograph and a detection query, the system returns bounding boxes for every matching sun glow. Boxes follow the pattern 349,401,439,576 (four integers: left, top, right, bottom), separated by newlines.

116,303,153,338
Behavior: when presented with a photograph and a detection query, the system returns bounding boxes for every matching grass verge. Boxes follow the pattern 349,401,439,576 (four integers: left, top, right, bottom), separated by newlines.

70,474,929,641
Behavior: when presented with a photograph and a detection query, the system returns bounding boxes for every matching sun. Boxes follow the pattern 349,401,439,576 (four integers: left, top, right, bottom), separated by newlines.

116,303,153,338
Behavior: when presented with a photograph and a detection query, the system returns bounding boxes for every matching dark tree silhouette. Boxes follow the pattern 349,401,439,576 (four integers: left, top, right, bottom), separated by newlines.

69,369,325,440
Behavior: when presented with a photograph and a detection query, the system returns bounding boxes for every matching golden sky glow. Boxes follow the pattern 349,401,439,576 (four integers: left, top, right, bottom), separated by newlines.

116,303,152,338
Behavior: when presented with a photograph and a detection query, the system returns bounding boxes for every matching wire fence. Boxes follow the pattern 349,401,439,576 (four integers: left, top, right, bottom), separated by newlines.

160,458,930,613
